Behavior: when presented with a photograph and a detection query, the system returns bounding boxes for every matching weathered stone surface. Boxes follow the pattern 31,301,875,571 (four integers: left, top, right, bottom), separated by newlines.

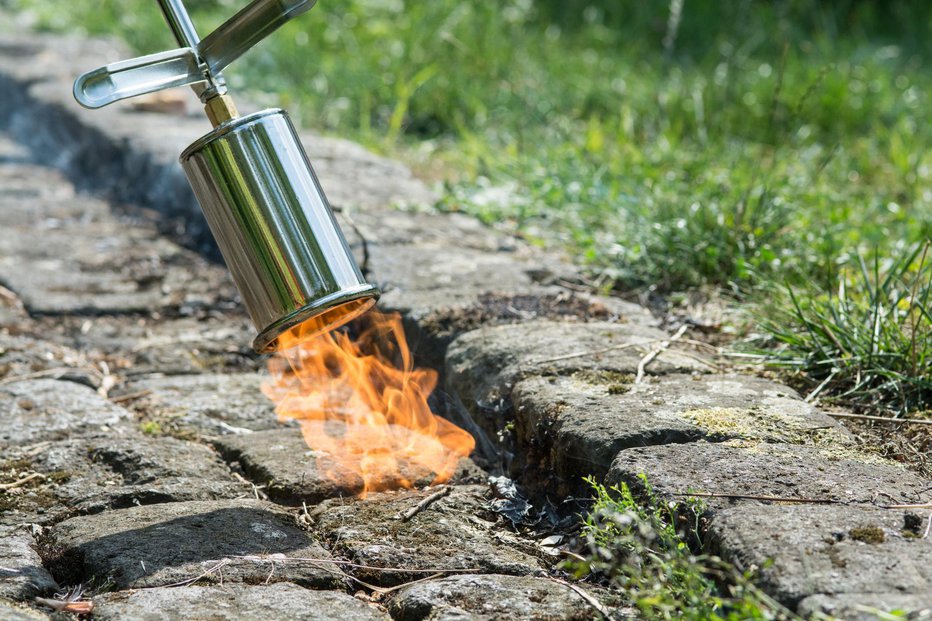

388,574,592,621
0,527,57,600
0,599,49,621
92,583,389,621
122,373,281,437
40,315,261,376
214,429,355,504
0,219,237,316
1,434,246,524
607,440,930,512
797,592,932,620
0,335,95,386
709,504,932,609
445,321,711,447
49,500,344,589
512,373,853,490
448,321,709,405
215,428,485,505
312,485,544,586
0,379,131,446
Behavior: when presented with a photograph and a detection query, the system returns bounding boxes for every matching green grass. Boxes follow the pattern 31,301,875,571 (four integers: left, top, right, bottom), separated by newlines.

7,0,930,411
568,476,791,619
752,242,932,416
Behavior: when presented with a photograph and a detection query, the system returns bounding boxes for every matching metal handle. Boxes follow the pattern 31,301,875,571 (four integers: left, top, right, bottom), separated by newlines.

200,0,317,77
74,48,204,109
73,0,317,109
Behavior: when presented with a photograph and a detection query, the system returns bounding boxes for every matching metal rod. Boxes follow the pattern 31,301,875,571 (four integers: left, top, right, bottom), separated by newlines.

157,0,201,48
155,0,227,100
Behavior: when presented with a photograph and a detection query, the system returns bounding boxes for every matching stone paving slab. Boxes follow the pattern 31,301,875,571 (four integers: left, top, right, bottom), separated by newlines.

0,335,95,386
2,433,245,525
35,315,260,377
311,485,544,587
387,574,592,621
798,592,932,620
0,379,132,446
48,499,344,590
0,217,237,316
120,373,281,437
0,599,49,621
215,429,486,506
606,440,930,511
447,321,710,405
511,373,853,491
0,527,57,600
92,583,389,621
708,504,932,611
213,429,357,504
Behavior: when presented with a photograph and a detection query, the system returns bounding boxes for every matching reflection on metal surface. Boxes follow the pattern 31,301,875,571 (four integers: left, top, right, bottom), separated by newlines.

181,109,379,352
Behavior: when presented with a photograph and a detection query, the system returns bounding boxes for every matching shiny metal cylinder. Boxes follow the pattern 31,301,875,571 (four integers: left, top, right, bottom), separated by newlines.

180,109,379,353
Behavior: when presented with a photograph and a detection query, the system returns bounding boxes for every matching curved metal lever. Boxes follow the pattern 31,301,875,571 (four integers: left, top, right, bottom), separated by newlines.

73,0,317,109
74,48,204,109
200,0,317,77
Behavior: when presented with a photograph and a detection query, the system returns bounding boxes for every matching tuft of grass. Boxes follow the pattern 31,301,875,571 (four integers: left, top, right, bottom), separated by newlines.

756,241,932,416
566,475,791,620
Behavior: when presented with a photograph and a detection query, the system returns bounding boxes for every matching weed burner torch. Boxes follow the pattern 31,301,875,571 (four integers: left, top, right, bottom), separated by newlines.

73,0,379,352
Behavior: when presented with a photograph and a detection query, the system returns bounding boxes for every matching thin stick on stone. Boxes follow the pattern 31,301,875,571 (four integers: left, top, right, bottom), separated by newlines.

110,389,152,404
676,491,932,510
0,472,44,491
548,577,612,619
399,486,452,522
635,324,689,383
880,502,932,510
671,491,842,504
827,411,932,426
531,340,656,365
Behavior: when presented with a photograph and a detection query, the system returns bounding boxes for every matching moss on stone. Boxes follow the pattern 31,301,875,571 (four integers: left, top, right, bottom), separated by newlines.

572,369,634,395
849,525,885,544
678,406,851,447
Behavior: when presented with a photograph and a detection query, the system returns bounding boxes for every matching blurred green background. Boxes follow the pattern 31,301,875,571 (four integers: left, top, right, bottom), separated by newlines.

4,0,932,412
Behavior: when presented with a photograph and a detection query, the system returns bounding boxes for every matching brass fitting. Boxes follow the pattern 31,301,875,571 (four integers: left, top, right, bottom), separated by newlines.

204,94,239,127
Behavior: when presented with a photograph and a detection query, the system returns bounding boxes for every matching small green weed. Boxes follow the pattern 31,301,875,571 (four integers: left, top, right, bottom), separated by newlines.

567,476,792,620
756,242,932,415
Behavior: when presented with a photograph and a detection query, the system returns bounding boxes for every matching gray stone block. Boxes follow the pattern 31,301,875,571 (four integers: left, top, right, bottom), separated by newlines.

606,440,930,512
709,504,932,609
0,379,131,446
213,429,358,504
311,485,544,586
0,527,57,600
0,599,50,621
121,373,280,437
1,433,245,524
388,574,594,621
797,592,932,620
49,500,344,589
92,583,389,621
512,373,853,490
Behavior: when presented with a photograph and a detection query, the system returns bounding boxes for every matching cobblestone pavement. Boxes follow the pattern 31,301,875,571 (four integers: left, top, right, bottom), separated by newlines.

1,33,931,620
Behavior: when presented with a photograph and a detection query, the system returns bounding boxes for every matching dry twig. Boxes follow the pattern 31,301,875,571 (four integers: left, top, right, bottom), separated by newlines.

110,389,152,404
675,490,932,510
549,577,612,619
635,324,689,383
671,491,840,504
398,486,452,522
0,473,44,491
827,411,932,426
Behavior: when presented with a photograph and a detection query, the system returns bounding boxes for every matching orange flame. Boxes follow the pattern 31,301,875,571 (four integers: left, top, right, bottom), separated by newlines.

262,310,475,496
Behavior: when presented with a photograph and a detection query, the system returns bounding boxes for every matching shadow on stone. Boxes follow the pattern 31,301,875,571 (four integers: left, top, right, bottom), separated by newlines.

46,501,342,590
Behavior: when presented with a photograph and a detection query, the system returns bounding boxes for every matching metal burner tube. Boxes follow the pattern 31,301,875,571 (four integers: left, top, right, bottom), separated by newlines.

181,109,379,352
